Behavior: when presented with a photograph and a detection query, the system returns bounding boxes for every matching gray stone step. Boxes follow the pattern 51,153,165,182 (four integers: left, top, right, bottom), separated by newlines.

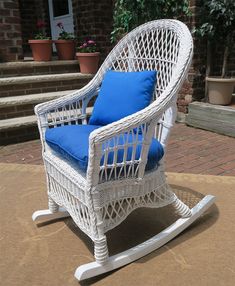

186,101,235,137
0,72,92,87
0,89,76,107
0,72,91,86
0,108,93,145
0,115,37,131
0,90,77,120
0,72,93,97
0,60,79,78
0,115,38,145
0,62,95,144
0,107,94,131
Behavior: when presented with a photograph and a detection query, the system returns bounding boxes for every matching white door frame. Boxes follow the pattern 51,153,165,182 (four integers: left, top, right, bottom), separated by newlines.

48,0,74,50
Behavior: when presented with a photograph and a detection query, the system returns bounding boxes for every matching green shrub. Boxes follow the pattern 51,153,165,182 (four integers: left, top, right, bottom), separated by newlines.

111,0,191,42
193,0,235,77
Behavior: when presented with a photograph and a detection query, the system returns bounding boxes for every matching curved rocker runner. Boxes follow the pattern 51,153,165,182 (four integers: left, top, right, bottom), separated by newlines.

33,195,215,280
32,20,216,281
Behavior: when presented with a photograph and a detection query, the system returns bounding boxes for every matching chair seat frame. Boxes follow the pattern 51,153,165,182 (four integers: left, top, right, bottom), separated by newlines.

32,20,215,281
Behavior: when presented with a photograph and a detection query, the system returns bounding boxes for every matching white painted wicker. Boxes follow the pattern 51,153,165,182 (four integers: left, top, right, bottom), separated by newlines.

33,20,215,280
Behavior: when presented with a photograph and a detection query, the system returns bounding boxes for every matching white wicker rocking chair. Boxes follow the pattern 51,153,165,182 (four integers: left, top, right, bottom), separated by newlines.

33,20,215,281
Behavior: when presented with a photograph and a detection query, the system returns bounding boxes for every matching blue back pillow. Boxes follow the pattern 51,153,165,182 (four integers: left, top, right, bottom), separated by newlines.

89,70,157,126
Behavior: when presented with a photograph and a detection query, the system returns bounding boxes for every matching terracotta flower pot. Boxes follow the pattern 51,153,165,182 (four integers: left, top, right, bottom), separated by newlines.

28,40,52,61
76,52,100,74
54,40,75,60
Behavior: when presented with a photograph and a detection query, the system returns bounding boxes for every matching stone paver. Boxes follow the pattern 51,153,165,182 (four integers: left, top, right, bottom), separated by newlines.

165,124,235,176
0,123,234,176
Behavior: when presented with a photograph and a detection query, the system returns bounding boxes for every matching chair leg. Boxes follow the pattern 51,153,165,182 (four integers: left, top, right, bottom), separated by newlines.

94,236,109,264
171,197,192,218
48,196,59,213
32,196,70,221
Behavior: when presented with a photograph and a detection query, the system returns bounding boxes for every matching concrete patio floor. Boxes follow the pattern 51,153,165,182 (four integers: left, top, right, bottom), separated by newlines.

0,123,234,176
1,163,235,286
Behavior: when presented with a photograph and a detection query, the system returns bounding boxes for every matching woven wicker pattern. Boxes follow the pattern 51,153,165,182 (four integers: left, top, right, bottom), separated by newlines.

35,20,193,264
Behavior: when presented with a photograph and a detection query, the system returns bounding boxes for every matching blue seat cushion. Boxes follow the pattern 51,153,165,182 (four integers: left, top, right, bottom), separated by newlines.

89,70,157,126
45,125,164,172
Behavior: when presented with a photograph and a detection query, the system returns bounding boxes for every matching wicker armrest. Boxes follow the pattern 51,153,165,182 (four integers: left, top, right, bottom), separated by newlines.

89,91,173,145
34,78,101,142
85,93,175,184
34,77,100,116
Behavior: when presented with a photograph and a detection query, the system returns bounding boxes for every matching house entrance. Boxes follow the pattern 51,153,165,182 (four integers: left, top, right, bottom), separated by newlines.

48,0,74,49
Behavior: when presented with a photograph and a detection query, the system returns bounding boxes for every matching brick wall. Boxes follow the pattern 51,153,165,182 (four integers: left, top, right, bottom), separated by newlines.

19,0,51,54
72,0,114,61
35,0,51,41
176,0,206,113
18,0,37,53
0,0,23,62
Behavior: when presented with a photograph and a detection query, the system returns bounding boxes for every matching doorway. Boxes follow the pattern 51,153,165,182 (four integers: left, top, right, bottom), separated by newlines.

48,0,74,50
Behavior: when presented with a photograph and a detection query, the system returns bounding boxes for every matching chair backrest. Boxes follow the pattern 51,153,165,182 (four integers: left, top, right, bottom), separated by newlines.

87,20,193,184
97,19,193,102
92,20,193,149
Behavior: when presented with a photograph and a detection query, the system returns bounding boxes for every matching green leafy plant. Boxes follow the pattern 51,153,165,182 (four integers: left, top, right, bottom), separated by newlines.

193,0,235,78
34,20,50,40
77,39,98,53
57,22,74,40
111,0,191,42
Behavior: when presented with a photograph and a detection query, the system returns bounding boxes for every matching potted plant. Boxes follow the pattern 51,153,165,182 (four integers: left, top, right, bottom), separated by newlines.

28,20,52,61
76,39,100,74
54,22,75,60
194,0,235,105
